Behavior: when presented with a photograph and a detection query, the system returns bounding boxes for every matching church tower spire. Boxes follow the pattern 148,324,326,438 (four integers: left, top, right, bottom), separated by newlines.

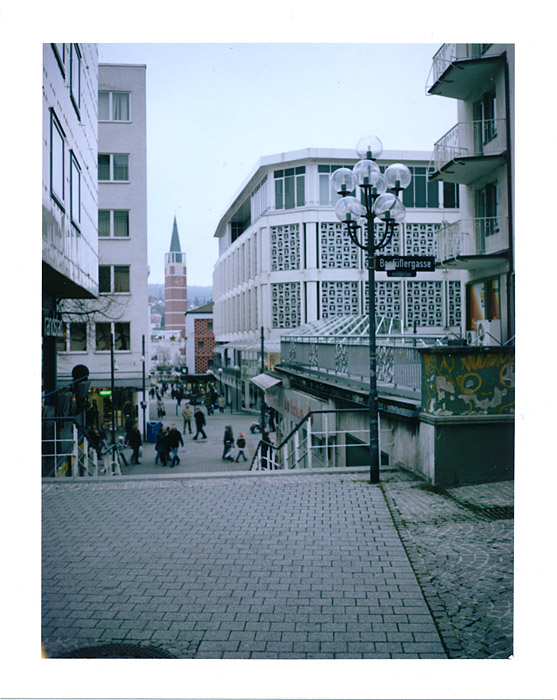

164,217,188,332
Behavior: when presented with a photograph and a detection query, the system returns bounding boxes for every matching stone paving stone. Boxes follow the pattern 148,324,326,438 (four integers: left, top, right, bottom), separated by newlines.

41,473,455,659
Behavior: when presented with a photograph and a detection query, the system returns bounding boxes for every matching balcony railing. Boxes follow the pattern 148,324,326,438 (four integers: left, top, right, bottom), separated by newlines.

436,217,509,262
431,120,507,175
428,43,494,88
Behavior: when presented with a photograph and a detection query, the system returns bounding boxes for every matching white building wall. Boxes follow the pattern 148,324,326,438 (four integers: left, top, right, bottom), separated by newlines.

42,43,99,297
213,148,466,350
57,64,149,393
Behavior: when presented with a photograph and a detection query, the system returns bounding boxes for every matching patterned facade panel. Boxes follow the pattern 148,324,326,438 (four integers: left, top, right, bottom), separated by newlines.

271,224,300,271
319,222,359,269
364,281,402,319
406,281,444,327
404,222,440,256
321,281,359,319
271,282,301,329
448,279,462,327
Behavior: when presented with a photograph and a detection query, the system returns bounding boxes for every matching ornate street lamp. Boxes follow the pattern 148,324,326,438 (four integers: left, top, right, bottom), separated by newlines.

332,136,411,484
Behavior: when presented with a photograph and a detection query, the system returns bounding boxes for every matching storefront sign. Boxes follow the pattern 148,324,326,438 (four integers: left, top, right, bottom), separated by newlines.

43,315,64,337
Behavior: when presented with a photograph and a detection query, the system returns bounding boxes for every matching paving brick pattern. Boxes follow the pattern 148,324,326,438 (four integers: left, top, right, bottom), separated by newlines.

42,474,447,659
380,470,513,659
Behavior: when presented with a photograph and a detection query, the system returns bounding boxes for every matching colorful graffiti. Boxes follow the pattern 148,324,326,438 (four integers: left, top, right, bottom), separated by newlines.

421,348,514,416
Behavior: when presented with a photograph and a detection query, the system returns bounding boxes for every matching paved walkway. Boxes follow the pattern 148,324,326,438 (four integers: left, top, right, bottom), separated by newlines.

124,397,263,475
41,395,513,659
42,472,446,659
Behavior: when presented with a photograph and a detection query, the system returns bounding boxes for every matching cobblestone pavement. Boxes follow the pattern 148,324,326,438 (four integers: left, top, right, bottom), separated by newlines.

379,467,513,659
42,473,447,660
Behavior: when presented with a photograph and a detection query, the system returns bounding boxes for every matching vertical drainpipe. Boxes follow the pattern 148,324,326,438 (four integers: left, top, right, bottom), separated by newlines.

503,51,514,341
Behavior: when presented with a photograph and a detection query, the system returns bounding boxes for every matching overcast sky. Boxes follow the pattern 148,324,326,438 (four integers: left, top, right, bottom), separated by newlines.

97,42,457,287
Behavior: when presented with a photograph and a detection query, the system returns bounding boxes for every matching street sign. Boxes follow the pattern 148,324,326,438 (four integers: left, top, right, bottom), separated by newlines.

376,255,435,277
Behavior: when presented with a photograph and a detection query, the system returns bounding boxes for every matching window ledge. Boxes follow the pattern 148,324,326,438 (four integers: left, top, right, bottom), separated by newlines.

94,350,132,354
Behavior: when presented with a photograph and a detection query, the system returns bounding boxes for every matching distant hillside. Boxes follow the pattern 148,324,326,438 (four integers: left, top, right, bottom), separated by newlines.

148,284,213,308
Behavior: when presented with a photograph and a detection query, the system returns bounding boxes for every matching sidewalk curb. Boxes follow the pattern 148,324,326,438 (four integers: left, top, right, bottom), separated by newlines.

41,466,372,484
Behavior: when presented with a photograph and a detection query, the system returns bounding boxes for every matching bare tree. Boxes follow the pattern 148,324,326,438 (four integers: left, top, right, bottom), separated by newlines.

57,295,129,322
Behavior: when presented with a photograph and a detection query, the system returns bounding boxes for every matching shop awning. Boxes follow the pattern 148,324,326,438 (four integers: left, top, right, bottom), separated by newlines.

250,373,282,391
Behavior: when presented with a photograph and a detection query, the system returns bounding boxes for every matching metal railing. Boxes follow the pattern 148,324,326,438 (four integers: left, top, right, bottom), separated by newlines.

436,216,509,261
249,408,393,472
42,417,122,478
280,338,431,395
427,43,495,89
430,119,507,174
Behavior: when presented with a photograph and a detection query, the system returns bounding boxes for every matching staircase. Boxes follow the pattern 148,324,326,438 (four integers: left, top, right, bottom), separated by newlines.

249,408,390,472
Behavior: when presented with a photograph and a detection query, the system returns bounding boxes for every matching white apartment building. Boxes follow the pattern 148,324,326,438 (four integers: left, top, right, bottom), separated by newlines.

42,43,99,406
212,147,466,408
57,63,150,431
427,43,515,344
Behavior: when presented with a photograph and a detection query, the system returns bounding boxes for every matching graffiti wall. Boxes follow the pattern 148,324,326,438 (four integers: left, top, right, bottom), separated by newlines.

421,347,515,416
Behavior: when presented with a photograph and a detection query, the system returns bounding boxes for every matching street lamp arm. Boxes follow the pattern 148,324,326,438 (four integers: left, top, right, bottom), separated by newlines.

347,222,368,251
375,220,397,251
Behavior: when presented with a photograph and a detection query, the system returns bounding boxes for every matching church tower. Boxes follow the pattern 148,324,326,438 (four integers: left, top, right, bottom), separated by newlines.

164,217,188,331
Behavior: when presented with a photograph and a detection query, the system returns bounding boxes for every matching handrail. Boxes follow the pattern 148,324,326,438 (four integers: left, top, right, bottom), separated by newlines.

249,408,368,471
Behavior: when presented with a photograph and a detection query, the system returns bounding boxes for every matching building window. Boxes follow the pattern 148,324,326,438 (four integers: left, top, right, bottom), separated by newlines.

70,152,81,230
402,167,439,208
443,181,460,208
95,322,130,351
476,182,498,238
98,153,129,181
99,265,130,293
275,167,305,210
57,323,87,352
251,175,268,221
70,44,81,117
473,90,497,149
98,91,131,121
69,323,87,351
51,43,65,75
198,340,205,348
318,165,354,206
50,110,65,208
98,210,130,237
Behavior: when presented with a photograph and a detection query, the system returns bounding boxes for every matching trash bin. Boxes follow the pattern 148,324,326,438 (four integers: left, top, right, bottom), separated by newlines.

146,421,163,443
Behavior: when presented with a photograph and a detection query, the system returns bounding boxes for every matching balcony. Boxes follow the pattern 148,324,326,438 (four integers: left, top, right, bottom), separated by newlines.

427,43,503,99
436,217,509,266
429,120,507,184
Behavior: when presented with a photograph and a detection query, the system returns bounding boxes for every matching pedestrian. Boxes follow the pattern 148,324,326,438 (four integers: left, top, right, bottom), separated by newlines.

182,402,193,434
217,394,226,413
235,432,248,463
204,392,214,416
155,426,169,466
223,425,234,461
193,407,207,440
168,424,184,467
87,426,103,459
260,431,272,470
128,424,142,464
157,397,165,419
98,423,109,453
115,436,128,466
124,414,134,444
